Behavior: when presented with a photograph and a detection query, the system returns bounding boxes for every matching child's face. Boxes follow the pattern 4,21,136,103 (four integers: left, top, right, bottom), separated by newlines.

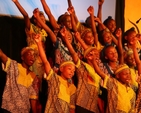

117,69,131,84
106,19,116,33
35,14,46,28
22,50,35,67
61,64,75,79
126,31,137,45
83,32,94,46
63,15,72,30
105,46,118,62
103,32,112,44
86,49,99,60
66,30,73,44
126,54,136,67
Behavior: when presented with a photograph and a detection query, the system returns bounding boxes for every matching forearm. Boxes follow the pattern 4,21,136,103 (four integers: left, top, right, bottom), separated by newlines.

0,49,8,66
40,0,59,30
30,99,37,113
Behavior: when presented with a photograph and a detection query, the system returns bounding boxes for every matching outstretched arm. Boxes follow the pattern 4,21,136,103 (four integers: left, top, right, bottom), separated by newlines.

33,8,57,44
92,56,106,79
97,0,104,22
34,34,51,74
67,6,77,32
87,6,98,47
115,28,124,64
12,0,30,30
0,49,8,66
40,0,59,30
60,27,79,64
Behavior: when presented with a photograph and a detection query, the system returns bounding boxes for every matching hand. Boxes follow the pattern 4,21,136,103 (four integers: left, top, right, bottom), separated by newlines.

74,31,81,41
115,28,122,39
12,0,18,3
94,17,102,24
67,6,74,14
99,0,104,5
33,8,40,18
60,26,67,38
33,34,42,43
87,6,94,15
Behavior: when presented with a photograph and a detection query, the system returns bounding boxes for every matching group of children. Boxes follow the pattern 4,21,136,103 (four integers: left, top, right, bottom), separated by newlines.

0,0,141,113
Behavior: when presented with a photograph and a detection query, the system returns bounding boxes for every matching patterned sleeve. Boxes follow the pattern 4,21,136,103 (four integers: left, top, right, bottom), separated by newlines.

103,76,114,90
29,76,40,100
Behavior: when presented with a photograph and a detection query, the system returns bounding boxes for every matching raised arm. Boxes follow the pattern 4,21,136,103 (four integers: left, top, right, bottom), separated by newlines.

33,8,57,44
34,34,51,74
92,55,106,79
12,0,30,30
67,0,79,25
87,6,98,47
97,0,104,22
60,27,79,64
67,6,77,32
115,28,124,64
40,0,59,30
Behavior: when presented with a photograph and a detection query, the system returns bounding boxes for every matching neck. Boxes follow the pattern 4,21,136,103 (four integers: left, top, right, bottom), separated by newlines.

22,63,30,74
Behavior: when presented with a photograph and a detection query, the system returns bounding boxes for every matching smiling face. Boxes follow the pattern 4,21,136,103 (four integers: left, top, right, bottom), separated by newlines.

116,69,131,85
84,32,94,46
60,64,75,80
105,46,118,62
34,13,46,28
102,31,113,45
126,30,137,45
106,19,116,33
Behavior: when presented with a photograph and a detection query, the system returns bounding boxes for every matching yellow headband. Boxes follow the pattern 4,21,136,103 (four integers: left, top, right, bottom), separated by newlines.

59,61,75,68
81,28,92,39
114,64,129,75
21,47,34,56
84,47,97,58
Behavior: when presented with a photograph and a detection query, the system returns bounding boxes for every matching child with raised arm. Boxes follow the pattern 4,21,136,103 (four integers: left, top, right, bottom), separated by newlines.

0,47,39,113
93,52,136,113
61,25,101,113
12,0,47,81
33,33,76,113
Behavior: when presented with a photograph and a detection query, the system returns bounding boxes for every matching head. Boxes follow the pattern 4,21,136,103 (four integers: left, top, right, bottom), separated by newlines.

115,64,131,85
84,47,99,61
124,49,136,67
81,29,94,46
101,29,113,45
104,45,118,62
85,16,98,28
21,47,35,68
124,27,137,45
59,61,75,80
103,16,116,33
31,10,46,28
57,13,72,30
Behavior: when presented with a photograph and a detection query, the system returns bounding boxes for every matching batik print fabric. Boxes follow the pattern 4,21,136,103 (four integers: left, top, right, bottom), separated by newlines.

44,69,76,113
103,76,136,113
1,58,39,113
53,37,72,72
75,59,101,113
